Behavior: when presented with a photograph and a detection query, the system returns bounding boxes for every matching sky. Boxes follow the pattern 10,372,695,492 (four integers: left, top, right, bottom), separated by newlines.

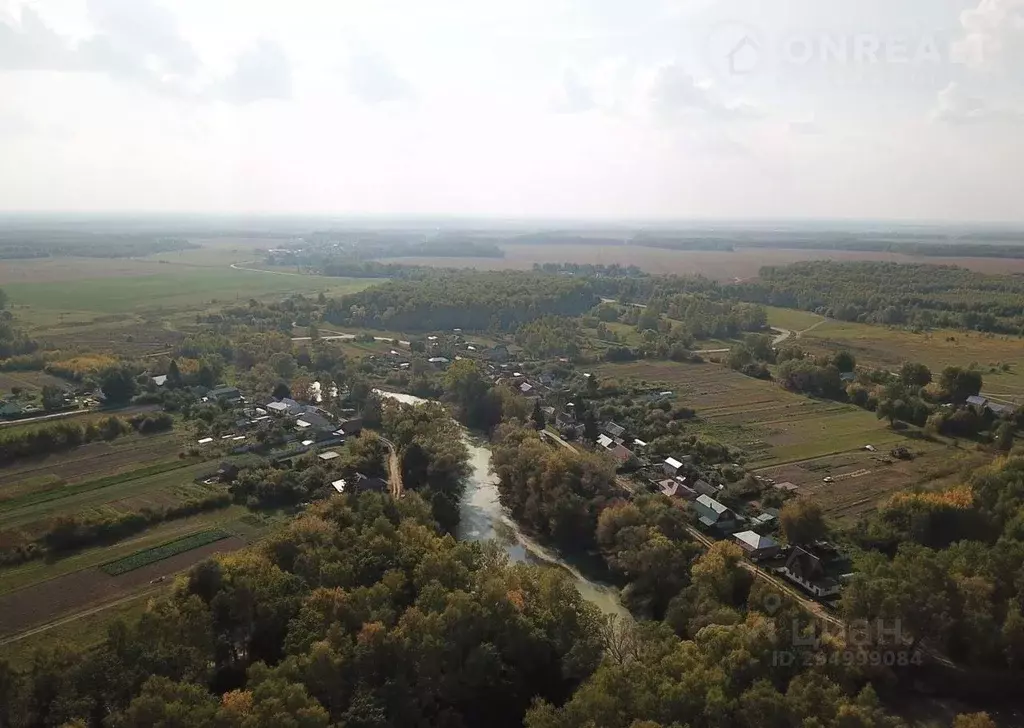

1,0,1022,221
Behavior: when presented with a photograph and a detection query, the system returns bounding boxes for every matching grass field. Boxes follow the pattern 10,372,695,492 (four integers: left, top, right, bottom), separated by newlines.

4,268,374,322
764,306,827,332
795,320,1024,400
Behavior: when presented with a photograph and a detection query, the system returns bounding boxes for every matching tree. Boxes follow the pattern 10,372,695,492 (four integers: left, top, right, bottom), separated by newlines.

876,398,898,427
100,367,139,405
272,382,291,400
41,385,65,412
779,499,827,545
939,366,983,404
0,288,7,310
832,350,856,373
899,362,932,388
582,409,599,443
995,421,1014,451
167,359,183,388
953,714,997,728
531,399,546,430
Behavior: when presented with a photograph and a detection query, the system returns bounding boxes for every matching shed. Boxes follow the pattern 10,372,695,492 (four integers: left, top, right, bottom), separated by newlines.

318,451,341,461
663,457,684,476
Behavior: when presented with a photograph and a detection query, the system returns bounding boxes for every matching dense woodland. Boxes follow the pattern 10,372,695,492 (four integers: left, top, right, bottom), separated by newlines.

0,232,196,259
324,272,598,332
735,261,1024,334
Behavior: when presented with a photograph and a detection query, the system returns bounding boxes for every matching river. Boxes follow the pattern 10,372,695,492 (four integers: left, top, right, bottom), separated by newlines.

376,390,628,618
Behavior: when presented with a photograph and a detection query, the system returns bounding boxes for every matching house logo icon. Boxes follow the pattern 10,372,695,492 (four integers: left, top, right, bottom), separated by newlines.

706,21,763,79
726,34,759,75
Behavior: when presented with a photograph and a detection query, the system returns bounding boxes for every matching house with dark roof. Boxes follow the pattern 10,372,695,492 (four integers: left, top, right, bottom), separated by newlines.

780,543,846,597
693,479,720,498
732,531,780,561
692,494,738,532
966,395,988,408
659,479,696,500
208,386,242,403
331,472,388,495
601,422,626,440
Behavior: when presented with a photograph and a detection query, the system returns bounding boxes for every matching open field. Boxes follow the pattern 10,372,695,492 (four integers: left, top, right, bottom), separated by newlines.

0,534,246,639
0,590,154,668
0,370,73,395
763,306,827,332
592,360,922,467
4,268,374,323
385,244,1024,281
797,321,1024,401
0,506,251,596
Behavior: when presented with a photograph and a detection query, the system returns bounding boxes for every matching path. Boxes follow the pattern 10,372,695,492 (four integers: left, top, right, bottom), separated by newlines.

229,261,307,277
795,317,829,338
0,588,162,647
382,437,403,498
693,327,792,355
291,332,411,346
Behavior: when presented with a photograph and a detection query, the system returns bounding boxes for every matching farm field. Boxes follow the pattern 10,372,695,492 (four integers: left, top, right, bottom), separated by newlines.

3,267,374,325
384,244,1024,280
796,320,1024,401
0,370,73,395
0,533,247,640
101,529,231,575
592,360,919,467
0,505,252,596
763,306,827,332
756,448,989,523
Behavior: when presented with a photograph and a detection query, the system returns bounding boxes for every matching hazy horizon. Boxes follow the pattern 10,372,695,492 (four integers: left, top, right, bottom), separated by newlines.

3,1,1023,221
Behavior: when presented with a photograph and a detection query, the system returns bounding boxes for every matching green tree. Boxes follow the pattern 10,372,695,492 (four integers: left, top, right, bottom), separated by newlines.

101,367,139,405
939,366,983,403
899,361,932,388
532,399,546,430
272,382,291,400
41,385,65,412
833,350,856,373
779,499,827,545
167,359,183,388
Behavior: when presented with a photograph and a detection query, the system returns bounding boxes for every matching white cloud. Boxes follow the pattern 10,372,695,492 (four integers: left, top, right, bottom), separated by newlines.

788,119,822,135
550,66,596,113
646,62,759,122
932,81,1024,123
346,52,415,104
952,0,1024,73
217,40,292,103
0,2,290,103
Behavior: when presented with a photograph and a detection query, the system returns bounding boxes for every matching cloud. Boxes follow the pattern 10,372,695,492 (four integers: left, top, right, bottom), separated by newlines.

0,7,77,70
647,63,759,121
346,52,415,104
932,81,1024,123
0,3,291,104
952,0,1024,73
550,67,597,113
217,40,293,103
788,119,822,135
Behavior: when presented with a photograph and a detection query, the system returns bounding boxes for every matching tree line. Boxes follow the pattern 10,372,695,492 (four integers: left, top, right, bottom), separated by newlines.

0,413,172,466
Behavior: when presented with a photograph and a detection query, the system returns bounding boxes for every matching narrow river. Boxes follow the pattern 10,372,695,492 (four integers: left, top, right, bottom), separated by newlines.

376,390,628,618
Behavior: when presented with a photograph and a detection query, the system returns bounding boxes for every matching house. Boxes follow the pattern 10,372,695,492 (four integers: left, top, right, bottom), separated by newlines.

318,451,341,462
217,461,240,482
663,457,684,476
331,472,387,494
542,406,556,419
555,410,577,428
773,481,799,493
602,422,626,440
296,410,334,433
0,402,24,419
693,479,719,498
428,357,450,368
732,531,780,560
209,387,242,403
339,417,363,436
519,382,535,395
987,401,1017,416
485,344,510,363
659,479,696,500
597,434,614,449
267,397,302,416
692,494,738,532
152,375,168,387
966,395,988,407
607,444,635,465
751,511,779,529
780,543,845,597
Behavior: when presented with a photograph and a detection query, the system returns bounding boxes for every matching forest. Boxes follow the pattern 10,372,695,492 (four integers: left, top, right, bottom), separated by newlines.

734,261,1024,334
0,232,196,259
323,271,599,332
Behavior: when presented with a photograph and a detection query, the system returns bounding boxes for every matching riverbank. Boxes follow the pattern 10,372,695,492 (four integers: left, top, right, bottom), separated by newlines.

375,389,629,619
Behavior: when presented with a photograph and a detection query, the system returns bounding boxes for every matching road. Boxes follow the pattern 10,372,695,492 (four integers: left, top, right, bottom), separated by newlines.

382,437,403,498
291,332,411,346
229,261,307,277
693,327,793,356
0,587,164,647
0,403,160,429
